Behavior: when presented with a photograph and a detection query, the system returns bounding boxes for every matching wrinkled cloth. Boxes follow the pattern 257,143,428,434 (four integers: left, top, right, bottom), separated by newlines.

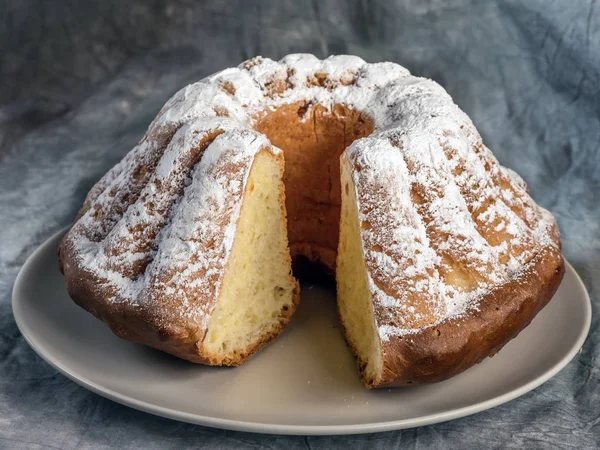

1,1,599,448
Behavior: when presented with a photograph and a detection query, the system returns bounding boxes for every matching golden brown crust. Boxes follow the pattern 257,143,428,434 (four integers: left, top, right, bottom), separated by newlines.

59,145,299,366
373,247,564,387
336,248,564,388
59,250,300,365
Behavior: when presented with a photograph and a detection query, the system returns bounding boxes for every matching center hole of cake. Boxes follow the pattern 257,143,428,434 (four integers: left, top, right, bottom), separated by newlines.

254,101,375,281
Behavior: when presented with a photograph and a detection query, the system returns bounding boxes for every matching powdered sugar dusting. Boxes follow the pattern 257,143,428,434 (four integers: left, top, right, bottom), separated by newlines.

342,72,559,339
62,53,560,342
64,124,274,333
144,130,273,328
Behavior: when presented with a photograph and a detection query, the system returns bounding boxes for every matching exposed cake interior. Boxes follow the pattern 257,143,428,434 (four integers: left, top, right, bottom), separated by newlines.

337,158,383,386
254,102,374,271
254,102,380,382
202,150,298,364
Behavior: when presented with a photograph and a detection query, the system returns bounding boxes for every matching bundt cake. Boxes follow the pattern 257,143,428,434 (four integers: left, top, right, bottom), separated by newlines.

58,54,564,388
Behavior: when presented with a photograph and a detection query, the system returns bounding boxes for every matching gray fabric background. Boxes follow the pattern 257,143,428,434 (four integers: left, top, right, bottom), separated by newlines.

1,1,598,448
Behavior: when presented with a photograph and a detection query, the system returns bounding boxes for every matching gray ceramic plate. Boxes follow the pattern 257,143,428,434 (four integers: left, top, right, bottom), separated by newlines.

13,229,591,435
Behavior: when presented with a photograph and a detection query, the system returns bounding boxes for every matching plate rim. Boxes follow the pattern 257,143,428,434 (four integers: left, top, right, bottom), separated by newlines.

11,228,593,435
